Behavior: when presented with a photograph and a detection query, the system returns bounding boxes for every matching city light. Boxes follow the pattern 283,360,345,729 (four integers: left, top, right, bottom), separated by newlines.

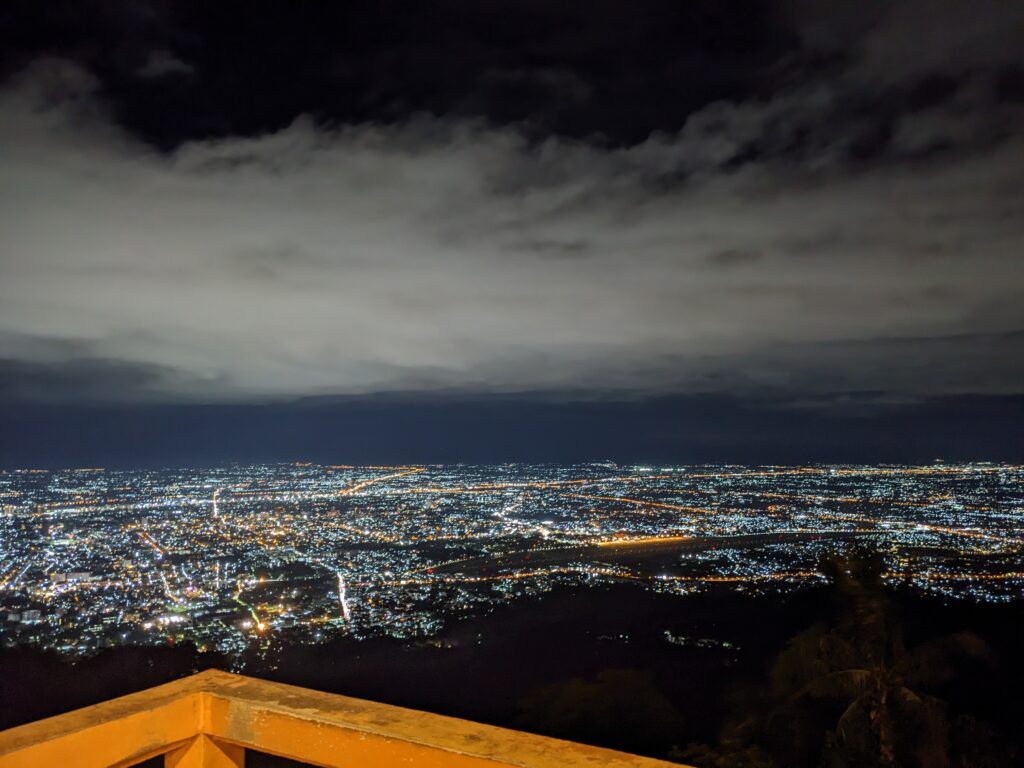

1,462,1021,657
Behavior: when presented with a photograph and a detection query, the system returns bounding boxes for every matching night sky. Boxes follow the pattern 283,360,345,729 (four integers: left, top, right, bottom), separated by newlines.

1,1,1023,467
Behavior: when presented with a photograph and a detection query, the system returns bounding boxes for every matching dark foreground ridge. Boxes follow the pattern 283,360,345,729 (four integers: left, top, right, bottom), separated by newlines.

3,580,1023,766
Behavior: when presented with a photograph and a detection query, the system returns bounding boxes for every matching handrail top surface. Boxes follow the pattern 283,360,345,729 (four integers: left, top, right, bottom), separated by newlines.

0,669,683,767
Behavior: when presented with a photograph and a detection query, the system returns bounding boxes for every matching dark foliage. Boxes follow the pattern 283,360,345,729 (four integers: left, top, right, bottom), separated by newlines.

675,554,1017,767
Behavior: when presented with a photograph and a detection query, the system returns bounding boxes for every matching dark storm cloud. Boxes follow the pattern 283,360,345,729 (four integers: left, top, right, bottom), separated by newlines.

508,239,592,260
0,356,199,402
707,249,763,268
135,50,194,80
0,1,1023,405
0,0,793,148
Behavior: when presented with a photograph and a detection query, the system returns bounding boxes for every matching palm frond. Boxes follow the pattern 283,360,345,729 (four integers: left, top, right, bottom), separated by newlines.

900,631,992,686
793,668,874,701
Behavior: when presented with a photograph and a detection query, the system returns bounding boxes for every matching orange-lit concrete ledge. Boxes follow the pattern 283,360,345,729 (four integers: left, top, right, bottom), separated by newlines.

0,669,686,767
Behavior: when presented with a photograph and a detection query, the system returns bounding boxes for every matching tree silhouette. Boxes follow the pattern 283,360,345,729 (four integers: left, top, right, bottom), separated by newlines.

674,553,1006,768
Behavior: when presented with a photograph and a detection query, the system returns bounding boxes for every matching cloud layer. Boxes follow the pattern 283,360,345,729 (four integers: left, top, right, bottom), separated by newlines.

1,1,1023,403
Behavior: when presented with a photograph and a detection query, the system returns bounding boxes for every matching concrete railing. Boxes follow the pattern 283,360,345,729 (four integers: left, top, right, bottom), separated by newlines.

0,669,685,767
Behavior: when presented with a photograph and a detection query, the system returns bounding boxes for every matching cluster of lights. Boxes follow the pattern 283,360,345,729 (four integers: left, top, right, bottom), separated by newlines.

0,461,1020,656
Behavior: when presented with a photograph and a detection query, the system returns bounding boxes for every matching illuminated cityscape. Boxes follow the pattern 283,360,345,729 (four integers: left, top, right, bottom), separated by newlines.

3,2,1024,765
2,462,1020,658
